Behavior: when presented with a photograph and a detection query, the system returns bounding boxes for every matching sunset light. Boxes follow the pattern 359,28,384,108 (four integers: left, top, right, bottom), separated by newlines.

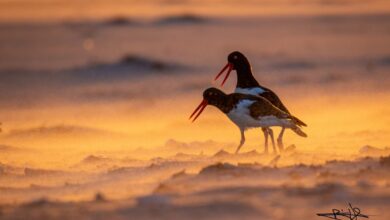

0,1,389,219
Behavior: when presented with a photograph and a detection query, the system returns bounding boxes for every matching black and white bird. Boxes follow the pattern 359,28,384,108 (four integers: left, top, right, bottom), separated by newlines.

214,51,307,153
190,88,307,154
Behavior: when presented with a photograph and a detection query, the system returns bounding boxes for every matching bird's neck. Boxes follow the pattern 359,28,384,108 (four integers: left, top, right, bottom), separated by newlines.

212,95,241,114
235,67,260,88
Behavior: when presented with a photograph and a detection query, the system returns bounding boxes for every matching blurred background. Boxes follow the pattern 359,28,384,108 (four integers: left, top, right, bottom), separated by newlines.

0,2,390,216
0,0,389,168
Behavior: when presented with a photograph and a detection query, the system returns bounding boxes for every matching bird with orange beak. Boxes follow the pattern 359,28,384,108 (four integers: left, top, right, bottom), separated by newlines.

190,88,307,154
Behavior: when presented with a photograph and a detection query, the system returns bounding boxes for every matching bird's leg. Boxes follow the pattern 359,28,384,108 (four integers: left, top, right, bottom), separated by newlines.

268,128,276,154
235,128,245,154
277,127,285,152
261,127,269,154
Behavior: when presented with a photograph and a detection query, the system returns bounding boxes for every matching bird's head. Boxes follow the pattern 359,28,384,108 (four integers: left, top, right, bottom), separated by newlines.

214,51,250,86
203,87,226,105
189,87,226,122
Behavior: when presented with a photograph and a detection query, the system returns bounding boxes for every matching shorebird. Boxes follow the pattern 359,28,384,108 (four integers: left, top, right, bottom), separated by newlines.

189,88,307,154
214,51,306,153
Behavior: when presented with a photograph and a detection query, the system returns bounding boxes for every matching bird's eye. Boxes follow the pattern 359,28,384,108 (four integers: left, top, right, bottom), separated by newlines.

233,55,238,59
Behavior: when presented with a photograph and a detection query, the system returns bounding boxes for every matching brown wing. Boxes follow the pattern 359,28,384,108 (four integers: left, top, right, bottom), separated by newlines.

258,88,290,114
229,93,307,127
248,96,308,128
258,88,307,127
248,96,290,119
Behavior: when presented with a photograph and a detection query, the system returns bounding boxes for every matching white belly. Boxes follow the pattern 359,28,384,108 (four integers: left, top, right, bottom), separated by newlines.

235,87,265,96
226,100,292,130
227,104,259,129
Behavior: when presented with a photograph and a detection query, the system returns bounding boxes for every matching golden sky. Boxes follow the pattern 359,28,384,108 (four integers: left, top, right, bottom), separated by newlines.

1,0,390,22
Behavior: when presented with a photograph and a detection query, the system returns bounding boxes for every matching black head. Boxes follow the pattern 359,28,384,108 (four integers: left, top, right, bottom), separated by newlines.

203,87,226,105
189,87,226,122
227,51,250,70
214,51,253,86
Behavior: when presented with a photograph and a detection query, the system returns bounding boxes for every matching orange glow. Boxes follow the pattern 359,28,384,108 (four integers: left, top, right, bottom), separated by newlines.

1,0,390,22
1,88,389,168
0,1,389,209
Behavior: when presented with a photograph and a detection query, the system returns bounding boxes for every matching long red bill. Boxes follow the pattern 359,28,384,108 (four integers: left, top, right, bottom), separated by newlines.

214,63,233,86
189,99,208,122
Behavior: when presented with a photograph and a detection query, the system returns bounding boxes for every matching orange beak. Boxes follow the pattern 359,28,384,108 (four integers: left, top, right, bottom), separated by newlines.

214,63,233,86
189,99,208,122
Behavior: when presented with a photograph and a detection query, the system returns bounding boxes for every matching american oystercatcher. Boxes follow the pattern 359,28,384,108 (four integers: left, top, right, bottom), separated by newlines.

213,51,307,153
189,88,307,154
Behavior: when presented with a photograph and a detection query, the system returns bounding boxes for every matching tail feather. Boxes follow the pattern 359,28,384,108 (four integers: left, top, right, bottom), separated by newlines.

292,126,307,138
290,115,307,127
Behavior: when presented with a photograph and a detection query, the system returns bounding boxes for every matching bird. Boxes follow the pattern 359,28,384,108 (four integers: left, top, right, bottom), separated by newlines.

189,88,307,154
213,51,307,154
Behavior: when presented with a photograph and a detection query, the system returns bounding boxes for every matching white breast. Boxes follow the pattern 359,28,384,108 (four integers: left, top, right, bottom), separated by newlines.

235,87,265,96
227,100,259,129
227,99,293,130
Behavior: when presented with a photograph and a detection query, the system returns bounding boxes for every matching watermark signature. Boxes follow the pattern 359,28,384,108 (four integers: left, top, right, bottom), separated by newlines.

317,203,369,220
